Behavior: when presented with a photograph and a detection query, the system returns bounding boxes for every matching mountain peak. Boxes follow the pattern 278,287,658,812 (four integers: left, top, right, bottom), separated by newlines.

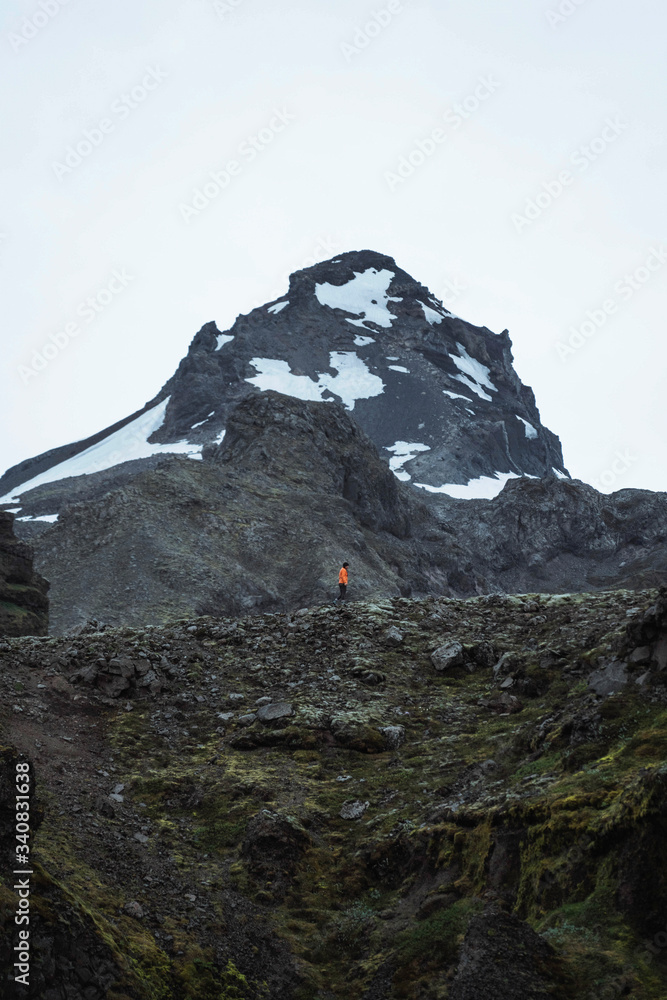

1,250,568,509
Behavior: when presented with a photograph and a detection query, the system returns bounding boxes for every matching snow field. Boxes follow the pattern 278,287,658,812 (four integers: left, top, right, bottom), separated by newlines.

0,397,203,503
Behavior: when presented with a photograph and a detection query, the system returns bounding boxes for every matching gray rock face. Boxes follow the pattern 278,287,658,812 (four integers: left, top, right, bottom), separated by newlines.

0,511,49,636
380,725,405,749
449,907,565,1000
588,661,629,696
426,475,667,596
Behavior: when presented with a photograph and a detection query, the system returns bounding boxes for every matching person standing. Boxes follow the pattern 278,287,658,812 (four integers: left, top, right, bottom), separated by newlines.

337,562,349,601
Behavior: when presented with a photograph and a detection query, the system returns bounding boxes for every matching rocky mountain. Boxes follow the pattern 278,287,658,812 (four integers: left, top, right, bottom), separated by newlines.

0,512,48,636
0,249,566,511
1,587,667,998
1,249,666,635
5,388,667,635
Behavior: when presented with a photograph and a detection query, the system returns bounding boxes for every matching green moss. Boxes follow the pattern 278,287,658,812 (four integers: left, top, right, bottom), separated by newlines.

392,896,484,988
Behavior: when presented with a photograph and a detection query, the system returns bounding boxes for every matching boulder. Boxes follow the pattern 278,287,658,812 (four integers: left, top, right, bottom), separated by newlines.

330,715,385,753
431,641,464,672
588,661,628,697
96,673,131,699
380,725,405,750
256,702,293,723
449,907,566,1000
237,713,257,727
382,625,404,646
340,800,369,820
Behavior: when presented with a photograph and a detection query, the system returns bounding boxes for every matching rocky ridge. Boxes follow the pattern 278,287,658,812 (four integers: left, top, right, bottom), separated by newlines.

7,390,667,635
2,588,667,997
0,512,48,637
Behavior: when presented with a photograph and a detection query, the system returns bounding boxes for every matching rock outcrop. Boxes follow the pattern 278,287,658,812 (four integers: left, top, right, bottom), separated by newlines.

21,392,461,633
0,513,48,636
425,474,667,594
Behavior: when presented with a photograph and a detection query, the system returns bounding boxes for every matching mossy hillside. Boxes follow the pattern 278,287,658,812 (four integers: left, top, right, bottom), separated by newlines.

1,588,667,997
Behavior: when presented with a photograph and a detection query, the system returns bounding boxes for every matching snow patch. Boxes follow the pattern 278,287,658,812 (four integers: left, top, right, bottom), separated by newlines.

518,417,538,439
214,429,226,445
320,353,386,409
268,300,289,315
450,343,497,401
246,359,324,402
443,390,471,401
191,411,215,430
315,267,400,330
420,302,448,325
388,365,409,373
246,352,385,411
415,471,521,500
215,334,234,350
415,471,539,500
552,467,568,480
0,398,203,504
5,507,21,514
17,513,59,523
353,335,375,347
385,441,431,482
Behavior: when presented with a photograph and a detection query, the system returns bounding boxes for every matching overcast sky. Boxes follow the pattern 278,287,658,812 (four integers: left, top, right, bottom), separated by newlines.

2,0,666,493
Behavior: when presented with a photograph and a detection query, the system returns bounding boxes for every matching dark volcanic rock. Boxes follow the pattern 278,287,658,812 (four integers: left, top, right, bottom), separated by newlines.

21,392,466,632
449,908,570,1000
0,512,48,636
4,392,667,634
426,474,667,594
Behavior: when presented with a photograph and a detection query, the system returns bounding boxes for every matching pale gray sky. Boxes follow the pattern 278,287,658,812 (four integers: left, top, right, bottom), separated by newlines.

2,0,666,492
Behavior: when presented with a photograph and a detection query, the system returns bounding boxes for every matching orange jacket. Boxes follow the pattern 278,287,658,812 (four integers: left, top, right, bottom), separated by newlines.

339,567,348,585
